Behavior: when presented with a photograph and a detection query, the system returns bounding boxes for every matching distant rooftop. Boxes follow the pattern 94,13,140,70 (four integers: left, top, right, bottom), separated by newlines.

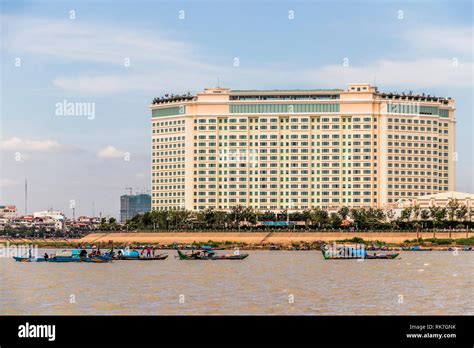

416,191,473,200
230,89,344,93
151,85,453,106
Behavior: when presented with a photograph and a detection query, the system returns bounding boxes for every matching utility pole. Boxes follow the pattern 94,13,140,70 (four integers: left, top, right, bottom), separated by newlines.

24,178,28,215
92,201,95,218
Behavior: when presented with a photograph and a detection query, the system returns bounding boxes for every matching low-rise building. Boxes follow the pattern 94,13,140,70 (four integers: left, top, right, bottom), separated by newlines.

412,191,473,209
33,210,65,232
0,205,17,220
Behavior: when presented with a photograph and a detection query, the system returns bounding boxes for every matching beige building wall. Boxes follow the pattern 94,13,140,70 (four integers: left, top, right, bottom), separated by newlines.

150,84,456,212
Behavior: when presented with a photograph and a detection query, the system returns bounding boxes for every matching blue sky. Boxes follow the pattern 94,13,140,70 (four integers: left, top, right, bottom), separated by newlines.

0,0,473,218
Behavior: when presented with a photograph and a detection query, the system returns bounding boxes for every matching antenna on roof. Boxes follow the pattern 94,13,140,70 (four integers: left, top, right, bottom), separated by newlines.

217,77,220,88
24,178,28,215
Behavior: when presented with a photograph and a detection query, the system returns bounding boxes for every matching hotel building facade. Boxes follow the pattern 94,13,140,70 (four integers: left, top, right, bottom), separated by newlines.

150,83,455,212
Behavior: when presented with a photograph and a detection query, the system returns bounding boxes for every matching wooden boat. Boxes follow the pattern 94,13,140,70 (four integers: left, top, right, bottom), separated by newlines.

321,244,398,260
40,249,111,263
176,248,248,260
47,255,112,263
401,246,432,251
115,254,168,261
13,256,47,262
13,254,111,263
365,253,399,259
111,249,168,260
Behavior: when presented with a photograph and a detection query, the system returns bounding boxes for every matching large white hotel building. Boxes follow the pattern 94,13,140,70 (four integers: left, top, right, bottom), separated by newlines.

150,83,455,212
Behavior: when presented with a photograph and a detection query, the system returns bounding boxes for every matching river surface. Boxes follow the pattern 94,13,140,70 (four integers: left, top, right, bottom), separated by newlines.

1,250,473,315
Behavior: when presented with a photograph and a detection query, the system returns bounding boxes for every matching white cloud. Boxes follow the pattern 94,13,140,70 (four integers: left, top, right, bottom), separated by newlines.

0,137,76,152
52,70,217,95
403,26,473,56
52,56,473,95
96,145,126,158
2,15,212,69
304,58,473,89
3,14,472,94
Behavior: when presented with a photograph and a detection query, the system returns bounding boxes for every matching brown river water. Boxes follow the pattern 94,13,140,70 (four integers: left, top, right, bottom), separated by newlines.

1,250,473,315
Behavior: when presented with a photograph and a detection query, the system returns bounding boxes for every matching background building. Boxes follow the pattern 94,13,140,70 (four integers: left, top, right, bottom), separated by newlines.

150,83,456,212
0,205,17,219
33,210,65,232
399,191,473,210
120,194,151,222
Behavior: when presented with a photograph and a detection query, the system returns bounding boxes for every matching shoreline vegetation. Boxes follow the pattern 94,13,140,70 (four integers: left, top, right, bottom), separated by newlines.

1,232,473,250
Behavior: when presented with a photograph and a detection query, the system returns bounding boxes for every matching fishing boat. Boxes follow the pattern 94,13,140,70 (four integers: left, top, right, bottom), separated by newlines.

50,249,112,263
45,249,111,263
321,244,398,260
176,246,249,260
13,256,47,262
365,253,399,259
113,248,168,260
13,252,111,263
401,246,432,251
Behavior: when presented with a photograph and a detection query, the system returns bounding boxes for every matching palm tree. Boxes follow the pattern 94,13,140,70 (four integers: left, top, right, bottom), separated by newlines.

429,206,447,229
337,206,350,221
455,204,468,221
412,204,421,221
329,213,342,229
99,217,108,231
228,205,247,230
349,208,365,230
446,199,461,222
400,207,412,223
108,217,118,231
310,207,328,229
420,209,430,220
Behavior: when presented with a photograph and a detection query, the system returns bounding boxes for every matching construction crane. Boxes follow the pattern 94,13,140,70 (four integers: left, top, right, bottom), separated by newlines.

125,187,133,195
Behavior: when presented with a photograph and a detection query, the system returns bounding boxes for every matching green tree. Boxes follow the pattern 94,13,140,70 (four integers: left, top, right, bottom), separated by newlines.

400,207,412,222
455,204,468,221
420,209,430,220
412,205,421,221
429,206,447,228
337,206,350,220
350,208,366,230
310,207,329,228
108,217,118,230
99,217,109,231
329,213,343,229
446,199,461,221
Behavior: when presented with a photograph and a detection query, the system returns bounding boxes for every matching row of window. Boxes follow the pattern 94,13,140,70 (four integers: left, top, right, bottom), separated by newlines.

152,119,185,127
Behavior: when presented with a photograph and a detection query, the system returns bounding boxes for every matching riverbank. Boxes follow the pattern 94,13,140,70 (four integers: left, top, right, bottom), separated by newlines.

1,231,473,249
78,231,473,244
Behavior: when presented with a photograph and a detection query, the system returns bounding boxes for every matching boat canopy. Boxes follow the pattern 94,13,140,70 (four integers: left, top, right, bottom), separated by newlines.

124,250,140,257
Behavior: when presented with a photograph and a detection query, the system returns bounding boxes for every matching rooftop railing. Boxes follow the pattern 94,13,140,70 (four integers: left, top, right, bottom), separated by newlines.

151,93,195,105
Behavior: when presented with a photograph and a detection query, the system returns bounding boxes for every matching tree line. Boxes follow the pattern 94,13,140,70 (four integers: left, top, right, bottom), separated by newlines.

124,199,473,231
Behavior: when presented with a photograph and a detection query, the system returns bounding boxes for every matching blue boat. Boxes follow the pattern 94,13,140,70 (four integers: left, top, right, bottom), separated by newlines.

114,248,168,260
48,249,112,263
401,246,432,251
176,247,249,260
13,249,112,263
13,256,47,262
321,244,399,260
